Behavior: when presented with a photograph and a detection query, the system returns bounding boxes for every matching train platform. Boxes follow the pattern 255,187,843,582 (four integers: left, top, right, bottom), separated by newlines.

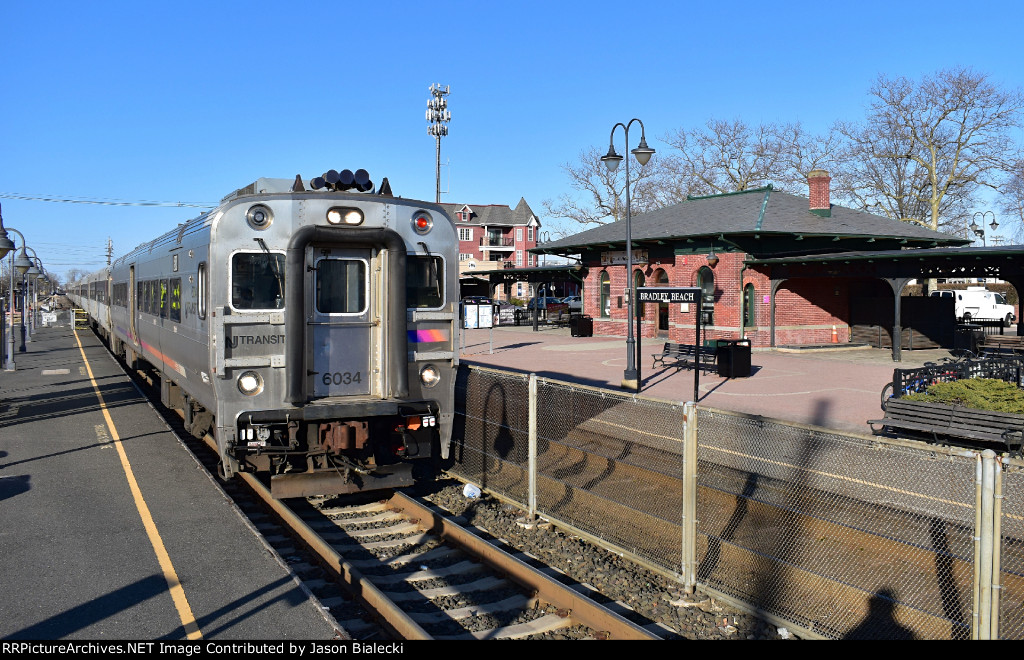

0,314,342,641
459,322,962,437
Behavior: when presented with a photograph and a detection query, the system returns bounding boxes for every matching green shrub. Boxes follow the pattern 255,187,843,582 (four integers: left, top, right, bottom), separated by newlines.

904,378,1024,413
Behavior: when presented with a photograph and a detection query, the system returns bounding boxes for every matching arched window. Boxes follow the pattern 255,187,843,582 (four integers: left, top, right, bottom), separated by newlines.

634,270,645,319
744,283,756,328
654,269,669,332
600,271,610,318
697,266,714,326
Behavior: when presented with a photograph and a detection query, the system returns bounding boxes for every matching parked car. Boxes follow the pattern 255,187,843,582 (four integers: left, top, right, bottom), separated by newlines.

561,295,582,312
525,296,566,310
931,287,1016,326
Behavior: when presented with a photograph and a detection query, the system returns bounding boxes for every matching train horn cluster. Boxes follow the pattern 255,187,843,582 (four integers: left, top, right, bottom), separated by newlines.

310,169,374,193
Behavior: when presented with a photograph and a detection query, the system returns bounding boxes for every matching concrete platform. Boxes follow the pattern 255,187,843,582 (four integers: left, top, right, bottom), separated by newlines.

0,316,342,640
459,323,964,437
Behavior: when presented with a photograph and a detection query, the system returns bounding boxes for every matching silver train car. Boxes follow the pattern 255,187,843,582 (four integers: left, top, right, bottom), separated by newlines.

69,170,459,498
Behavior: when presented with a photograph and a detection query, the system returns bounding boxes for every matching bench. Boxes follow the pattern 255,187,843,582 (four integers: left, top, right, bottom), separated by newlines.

867,398,1024,453
652,342,718,372
980,335,1024,357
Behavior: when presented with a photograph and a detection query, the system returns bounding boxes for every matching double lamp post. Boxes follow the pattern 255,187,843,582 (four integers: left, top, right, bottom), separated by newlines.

0,204,46,371
601,119,654,392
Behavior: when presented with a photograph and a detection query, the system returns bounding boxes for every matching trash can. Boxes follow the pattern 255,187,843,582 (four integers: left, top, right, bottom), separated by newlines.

954,323,983,354
717,339,752,378
571,314,593,337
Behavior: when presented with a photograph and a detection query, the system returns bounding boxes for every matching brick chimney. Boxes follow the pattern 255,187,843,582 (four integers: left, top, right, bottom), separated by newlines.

808,169,831,217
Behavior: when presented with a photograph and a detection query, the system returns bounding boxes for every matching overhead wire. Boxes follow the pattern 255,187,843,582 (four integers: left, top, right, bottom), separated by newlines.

0,192,216,208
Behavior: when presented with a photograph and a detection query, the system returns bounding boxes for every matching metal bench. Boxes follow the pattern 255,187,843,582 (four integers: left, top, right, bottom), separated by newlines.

868,398,1024,453
652,342,717,372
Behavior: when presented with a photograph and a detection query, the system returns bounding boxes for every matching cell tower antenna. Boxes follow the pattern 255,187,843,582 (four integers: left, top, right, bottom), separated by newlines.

426,84,451,204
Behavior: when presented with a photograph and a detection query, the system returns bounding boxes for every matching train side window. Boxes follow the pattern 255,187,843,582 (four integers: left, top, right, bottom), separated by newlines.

160,279,169,319
232,252,285,310
315,258,367,314
169,278,181,322
197,263,207,320
406,255,444,309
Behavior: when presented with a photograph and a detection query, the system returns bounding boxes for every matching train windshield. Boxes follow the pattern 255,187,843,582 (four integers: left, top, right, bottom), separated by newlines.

406,255,444,308
232,252,286,310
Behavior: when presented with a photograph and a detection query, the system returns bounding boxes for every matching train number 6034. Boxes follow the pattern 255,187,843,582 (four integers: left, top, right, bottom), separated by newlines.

322,371,363,386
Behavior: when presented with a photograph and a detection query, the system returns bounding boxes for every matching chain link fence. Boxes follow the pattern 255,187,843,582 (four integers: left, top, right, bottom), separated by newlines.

449,364,1024,640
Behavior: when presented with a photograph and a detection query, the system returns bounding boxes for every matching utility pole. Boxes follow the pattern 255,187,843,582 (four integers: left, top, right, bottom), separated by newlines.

426,84,451,204
106,238,113,265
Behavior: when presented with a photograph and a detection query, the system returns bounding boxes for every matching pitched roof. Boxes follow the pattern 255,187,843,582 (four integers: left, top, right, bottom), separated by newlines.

534,186,968,258
442,198,538,227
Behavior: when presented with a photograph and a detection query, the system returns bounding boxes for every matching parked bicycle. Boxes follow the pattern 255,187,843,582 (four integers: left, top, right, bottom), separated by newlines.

879,354,973,411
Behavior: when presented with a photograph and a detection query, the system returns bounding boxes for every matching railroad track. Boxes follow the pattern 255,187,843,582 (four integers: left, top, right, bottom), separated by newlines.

122,357,662,640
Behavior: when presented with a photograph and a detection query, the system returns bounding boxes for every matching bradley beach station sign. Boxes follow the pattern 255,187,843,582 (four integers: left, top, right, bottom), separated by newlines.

636,287,701,304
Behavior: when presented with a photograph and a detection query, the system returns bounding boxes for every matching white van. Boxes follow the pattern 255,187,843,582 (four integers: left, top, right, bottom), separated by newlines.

930,287,1016,326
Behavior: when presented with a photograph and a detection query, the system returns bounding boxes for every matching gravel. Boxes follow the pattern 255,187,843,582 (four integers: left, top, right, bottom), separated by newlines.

415,476,799,641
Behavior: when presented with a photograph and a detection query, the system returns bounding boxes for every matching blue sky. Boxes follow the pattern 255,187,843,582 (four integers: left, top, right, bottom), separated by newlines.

3,0,1023,280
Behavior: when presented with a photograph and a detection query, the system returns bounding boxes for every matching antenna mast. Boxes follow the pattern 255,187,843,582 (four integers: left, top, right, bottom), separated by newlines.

426,84,451,204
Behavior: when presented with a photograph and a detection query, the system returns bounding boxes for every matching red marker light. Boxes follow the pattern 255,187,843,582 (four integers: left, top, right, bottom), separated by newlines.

411,211,433,235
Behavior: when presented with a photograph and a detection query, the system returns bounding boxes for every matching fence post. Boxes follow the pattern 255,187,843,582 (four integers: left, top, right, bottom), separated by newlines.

973,449,999,639
681,401,698,594
527,373,538,524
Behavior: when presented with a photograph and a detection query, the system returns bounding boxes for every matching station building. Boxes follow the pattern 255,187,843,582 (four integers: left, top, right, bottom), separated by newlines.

531,171,977,352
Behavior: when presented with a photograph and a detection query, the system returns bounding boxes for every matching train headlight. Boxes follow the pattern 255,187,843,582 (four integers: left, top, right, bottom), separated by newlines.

411,211,433,235
327,207,364,225
246,204,274,230
419,364,441,388
237,370,264,396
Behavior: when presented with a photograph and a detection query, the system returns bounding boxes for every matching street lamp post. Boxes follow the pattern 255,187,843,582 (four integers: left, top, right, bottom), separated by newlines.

0,206,14,370
3,226,31,370
21,248,40,343
601,119,655,392
970,211,999,247
28,253,45,337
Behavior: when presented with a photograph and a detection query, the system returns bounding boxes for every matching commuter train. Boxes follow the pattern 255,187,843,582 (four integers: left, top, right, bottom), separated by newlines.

68,170,459,498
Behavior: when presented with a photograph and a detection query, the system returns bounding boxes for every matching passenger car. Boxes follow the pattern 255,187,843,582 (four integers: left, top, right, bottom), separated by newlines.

525,296,565,310
561,295,582,312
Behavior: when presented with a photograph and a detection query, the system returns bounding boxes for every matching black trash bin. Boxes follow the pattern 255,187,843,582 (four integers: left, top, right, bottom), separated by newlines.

954,323,983,354
571,314,593,337
717,339,752,378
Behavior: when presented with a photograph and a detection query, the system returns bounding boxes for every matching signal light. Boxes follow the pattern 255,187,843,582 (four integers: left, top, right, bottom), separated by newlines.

411,211,433,235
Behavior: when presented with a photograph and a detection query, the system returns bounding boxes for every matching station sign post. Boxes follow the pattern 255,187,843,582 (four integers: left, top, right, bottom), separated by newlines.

636,286,703,400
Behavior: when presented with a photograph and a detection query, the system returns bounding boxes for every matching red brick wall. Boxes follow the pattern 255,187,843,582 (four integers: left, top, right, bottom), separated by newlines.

582,251,850,347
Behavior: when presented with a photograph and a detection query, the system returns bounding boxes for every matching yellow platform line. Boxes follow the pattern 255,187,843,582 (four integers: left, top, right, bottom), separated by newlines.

73,328,202,640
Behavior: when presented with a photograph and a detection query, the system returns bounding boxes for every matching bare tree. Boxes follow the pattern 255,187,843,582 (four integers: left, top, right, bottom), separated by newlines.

542,146,664,229
64,268,90,284
658,119,841,199
833,67,1024,235
999,160,1024,243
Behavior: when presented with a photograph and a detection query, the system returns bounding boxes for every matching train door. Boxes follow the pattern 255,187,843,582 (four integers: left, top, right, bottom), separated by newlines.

129,265,137,343
307,247,373,398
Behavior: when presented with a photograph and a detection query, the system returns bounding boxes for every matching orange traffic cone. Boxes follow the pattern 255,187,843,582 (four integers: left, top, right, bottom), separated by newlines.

831,325,838,343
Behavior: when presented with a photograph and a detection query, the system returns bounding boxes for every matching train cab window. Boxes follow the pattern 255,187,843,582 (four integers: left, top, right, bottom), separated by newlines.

232,252,285,310
315,258,367,314
169,278,181,322
406,255,444,309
